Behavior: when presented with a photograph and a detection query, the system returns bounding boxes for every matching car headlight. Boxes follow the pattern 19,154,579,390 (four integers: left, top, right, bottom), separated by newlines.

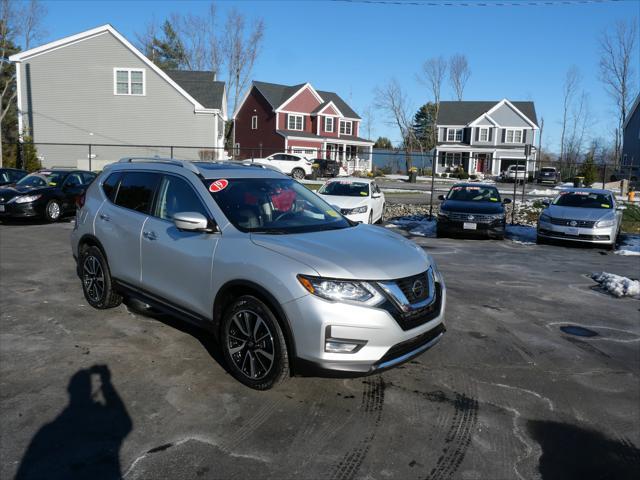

297,275,384,306
345,205,367,215
595,218,615,227
13,194,42,204
438,210,449,218
539,213,551,223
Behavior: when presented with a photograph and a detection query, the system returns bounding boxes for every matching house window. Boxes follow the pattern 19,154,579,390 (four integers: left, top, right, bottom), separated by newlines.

443,152,462,167
288,114,303,131
340,120,352,136
325,117,334,133
251,115,258,130
479,128,489,142
447,128,463,142
217,116,224,139
234,143,240,156
505,129,523,143
114,68,145,96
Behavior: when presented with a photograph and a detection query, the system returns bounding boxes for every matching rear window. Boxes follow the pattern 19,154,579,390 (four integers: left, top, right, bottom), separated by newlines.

114,172,161,214
541,168,556,173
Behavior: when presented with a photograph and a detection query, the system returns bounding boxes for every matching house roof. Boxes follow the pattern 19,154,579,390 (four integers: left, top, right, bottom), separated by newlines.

164,70,225,110
437,100,538,127
623,93,640,130
276,130,373,144
253,81,360,119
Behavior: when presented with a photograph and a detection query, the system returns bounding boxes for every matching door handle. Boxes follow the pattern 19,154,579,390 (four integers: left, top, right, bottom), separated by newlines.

99,213,110,221
143,231,157,241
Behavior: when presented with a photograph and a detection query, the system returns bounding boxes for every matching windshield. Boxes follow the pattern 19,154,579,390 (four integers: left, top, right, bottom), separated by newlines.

553,191,613,209
318,181,370,197
16,171,67,188
207,177,351,234
447,185,501,202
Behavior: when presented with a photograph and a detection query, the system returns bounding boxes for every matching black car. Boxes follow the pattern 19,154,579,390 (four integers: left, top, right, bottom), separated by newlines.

437,183,511,239
0,168,97,222
536,167,560,184
311,158,340,177
0,167,27,186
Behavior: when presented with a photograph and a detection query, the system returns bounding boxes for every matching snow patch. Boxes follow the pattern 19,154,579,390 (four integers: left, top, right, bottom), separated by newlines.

591,272,640,298
506,225,537,244
529,188,559,196
615,235,640,256
386,216,437,238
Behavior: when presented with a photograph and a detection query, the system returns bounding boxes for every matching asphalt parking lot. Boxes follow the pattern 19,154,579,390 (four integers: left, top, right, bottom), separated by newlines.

1,220,639,480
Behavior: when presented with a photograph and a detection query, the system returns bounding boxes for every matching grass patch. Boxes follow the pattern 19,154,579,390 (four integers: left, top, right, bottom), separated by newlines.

621,203,640,234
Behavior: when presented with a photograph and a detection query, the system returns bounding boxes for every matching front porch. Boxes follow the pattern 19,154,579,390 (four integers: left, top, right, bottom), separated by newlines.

325,142,373,175
435,150,498,176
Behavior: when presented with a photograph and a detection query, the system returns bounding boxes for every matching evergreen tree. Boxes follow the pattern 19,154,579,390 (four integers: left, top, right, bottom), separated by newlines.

412,103,437,151
147,21,188,70
1,26,20,166
373,136,393,149
580,151,599,187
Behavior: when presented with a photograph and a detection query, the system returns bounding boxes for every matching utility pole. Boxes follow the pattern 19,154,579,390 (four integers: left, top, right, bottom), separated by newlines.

537,117,543,172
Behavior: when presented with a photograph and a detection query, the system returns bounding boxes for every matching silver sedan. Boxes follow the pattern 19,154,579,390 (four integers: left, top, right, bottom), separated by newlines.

536,188,623,248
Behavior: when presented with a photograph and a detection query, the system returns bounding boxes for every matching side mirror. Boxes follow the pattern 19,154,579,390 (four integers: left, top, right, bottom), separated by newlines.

372,192,381,199
503,198,512,204
438,195,445,201
173,212,216,233
542,200,550,207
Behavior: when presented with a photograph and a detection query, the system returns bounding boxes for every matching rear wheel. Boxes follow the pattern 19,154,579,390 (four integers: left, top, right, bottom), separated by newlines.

292,168,305,180
377,204,386,224
79,246,122,309
221,295,289,390
368,211,373,224
44,200,62,222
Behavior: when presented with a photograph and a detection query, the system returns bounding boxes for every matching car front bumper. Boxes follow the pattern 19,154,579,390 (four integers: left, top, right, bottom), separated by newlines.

283,281,446,376
537,221,616,244
437,219,505,237
0,201,44,218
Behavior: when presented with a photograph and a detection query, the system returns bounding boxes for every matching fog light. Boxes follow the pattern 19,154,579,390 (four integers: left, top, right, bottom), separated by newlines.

325,341,363,353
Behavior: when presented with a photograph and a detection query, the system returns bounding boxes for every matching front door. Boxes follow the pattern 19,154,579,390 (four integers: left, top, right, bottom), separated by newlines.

476,155,485,173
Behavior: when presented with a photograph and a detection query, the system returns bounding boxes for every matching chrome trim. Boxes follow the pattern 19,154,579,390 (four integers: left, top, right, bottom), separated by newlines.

377,267,436,313
375,331,444,370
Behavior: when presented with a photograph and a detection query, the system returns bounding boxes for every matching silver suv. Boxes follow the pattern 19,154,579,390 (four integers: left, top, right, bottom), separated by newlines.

71,158,446,390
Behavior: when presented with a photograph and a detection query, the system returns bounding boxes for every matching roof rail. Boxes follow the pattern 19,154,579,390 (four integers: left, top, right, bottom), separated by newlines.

118,156,201,175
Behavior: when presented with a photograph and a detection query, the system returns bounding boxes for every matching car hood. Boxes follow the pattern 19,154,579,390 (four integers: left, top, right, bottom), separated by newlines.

0,185,52,202
250,224,431,280
441,199,504,214
546,205,615,221
318,194,368,210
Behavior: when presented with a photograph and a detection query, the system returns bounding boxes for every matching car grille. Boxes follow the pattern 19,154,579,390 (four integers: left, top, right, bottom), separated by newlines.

550,218,596,228
380,283,443,331
448,212,499,223
539,229,610,241
395,271,430,303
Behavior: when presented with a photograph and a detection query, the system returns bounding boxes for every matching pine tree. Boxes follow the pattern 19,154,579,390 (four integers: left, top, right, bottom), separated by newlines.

373,137,393,149
412,103,437,151
148,21,188,70
580,150,599,187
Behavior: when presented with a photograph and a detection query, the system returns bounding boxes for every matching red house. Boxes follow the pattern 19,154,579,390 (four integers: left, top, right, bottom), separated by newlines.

233,81,374,171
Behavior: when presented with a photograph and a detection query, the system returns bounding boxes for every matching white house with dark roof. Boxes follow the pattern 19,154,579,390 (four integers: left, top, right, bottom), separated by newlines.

9,24,227,169
435,99,539,176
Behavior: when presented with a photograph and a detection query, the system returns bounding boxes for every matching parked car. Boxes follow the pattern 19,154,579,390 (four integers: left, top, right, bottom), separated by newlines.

536,188,622,248
311,158,340,178
437,183,511,239
0,168,97,222
71,158,445,390
317,178,385,224
501,164,527,183
0,167,27,186
536,167,561,184
248,153,313,180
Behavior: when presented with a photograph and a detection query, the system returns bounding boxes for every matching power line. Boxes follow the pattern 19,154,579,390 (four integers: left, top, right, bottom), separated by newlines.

333,0,625,7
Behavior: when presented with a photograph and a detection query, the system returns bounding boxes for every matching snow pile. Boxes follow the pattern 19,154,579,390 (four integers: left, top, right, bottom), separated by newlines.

615,235,640,256
591,272,640,298
555,182,574,189
506,225,537,244
386,215,437,238
529,188,559,196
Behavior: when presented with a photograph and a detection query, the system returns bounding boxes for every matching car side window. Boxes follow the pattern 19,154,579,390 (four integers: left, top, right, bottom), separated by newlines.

271,154,284,160
102,172,121,202
64,173,83,187
154,175,208,221
114,172,160,214
81,172,97,184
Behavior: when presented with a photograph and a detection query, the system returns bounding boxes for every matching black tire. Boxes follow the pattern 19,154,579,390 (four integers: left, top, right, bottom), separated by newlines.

436,226,445,238
292,168,305,180
221,295,289,390
368,211,373,224
536,235,547,245
377,204,386,224
79,246,122,309
44,200,62,222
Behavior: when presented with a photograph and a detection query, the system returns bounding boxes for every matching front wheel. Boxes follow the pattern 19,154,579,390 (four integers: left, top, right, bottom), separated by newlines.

377,204,386,224
221,296,289,390
44,200,62,222
368,211,373,224
292,168,305,180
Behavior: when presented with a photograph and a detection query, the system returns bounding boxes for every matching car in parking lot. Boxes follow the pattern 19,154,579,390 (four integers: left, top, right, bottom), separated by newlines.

71,158,446,390
311,158,341,178
536,167,561,184
317,178,385,224
501,164,527,183
0,168,96,222
536,188,623,248
0,167,27,186
247,152,313,179
437,183,511,239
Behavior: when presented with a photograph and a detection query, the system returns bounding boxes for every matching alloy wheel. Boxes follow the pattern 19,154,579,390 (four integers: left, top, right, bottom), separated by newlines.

227,310,275,380
48,202,61,219
83,255,105,303
292,169,305,180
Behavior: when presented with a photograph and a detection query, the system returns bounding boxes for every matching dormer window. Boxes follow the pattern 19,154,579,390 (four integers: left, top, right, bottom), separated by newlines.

479,128,489,142
340,120,352,136
447,128,463,142
325,117,334,132
288,114,303,131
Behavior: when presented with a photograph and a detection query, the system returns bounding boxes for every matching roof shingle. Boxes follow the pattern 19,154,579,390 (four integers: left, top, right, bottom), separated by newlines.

164,70,225,110
437,100,538,127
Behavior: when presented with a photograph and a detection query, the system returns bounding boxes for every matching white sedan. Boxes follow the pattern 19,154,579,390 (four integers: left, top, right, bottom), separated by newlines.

317,178,385,224
248,153,313,179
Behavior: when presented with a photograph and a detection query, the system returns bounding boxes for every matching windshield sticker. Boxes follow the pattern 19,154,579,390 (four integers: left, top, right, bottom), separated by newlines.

326,210,339,217
360,191,367,196
49,182,57,186
601,204,610,208
209,179,229,193
490,197,498,202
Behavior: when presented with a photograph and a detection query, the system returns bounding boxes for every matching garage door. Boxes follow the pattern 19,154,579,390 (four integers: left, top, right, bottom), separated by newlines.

291,148,317,159
500,158,525,172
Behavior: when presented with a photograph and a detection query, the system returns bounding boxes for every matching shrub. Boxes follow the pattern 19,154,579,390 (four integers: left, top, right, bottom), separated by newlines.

458,172,470,180
469,174,477,180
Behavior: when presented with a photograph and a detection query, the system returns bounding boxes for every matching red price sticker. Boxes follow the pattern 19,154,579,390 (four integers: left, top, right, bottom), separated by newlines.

209,179,229,193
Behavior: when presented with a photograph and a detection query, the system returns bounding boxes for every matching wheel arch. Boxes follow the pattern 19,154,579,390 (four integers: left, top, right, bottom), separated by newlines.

76,234,109,275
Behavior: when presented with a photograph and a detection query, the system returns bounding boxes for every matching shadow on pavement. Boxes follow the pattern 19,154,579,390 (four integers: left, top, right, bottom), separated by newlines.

528,419,640,480
15,365,132,480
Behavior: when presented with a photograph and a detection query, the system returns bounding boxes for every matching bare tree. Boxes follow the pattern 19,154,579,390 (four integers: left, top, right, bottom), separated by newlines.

361,104,375,140
374,79,416,172
449,54,471,101
598,19,638,165
559,66,580,165
418,56,446,107
172,4,222,75
1,0,46,167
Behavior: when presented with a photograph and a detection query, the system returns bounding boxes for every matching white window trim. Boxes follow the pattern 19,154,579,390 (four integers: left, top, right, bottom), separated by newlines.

325,116,334,133
504,128,523,144
447,128,463,142
479,127,489,142
340,120,353,136
234,143,240,156
113,68,146,96
251,115,258,130
288,114,304,131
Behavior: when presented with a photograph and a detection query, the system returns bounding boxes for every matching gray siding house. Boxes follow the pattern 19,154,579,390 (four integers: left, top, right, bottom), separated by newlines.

9,25,227,169
621,93,639,180
435,99,538,176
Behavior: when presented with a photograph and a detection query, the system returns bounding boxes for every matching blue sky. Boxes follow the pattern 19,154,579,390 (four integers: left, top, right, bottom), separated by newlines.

34,0,640,152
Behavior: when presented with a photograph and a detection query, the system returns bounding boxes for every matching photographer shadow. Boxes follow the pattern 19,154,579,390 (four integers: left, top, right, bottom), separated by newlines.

15,365,132,480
